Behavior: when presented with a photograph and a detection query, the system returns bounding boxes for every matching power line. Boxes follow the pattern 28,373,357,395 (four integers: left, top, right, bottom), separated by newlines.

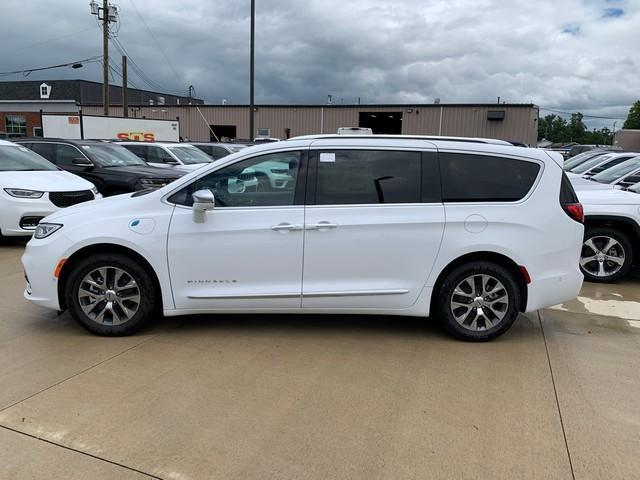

539,106,626,120
0,27,96,58
127,0,181,79
0,56,103,78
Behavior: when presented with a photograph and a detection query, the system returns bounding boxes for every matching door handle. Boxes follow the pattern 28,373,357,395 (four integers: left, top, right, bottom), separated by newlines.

306,221,339,230
271,223,303,232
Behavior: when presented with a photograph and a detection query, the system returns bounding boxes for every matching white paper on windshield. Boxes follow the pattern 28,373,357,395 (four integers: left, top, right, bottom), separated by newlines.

320,153,335,163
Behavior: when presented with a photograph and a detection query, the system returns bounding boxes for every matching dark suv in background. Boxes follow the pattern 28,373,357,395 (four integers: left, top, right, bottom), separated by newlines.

15,139,185,196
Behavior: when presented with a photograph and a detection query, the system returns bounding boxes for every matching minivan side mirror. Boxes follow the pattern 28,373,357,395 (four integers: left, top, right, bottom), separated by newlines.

72,158,94,167
192,189,214,222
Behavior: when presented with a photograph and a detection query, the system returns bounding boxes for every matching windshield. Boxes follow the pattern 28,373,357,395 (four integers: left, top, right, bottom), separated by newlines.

628,182,640,194
570,154,613,174
0,145,58,172
167,146,213,164
80,144,148,167
591,157,640,184
563,150,606,170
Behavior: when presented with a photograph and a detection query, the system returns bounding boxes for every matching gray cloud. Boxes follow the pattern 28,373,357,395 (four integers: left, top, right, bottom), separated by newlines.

1,0,638,128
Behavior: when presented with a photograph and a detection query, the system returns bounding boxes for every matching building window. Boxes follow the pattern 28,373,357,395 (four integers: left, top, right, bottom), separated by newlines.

5,115,27,138
257,128,270,137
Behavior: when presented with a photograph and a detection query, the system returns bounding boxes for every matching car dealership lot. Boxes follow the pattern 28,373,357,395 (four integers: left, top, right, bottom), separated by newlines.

0,241,639,479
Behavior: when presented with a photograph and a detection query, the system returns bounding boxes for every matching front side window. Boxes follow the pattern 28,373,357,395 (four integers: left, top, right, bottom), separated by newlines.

315,150,421,205
169,151,302,207
440,153,540,202
5,115,27,137
56,144,86,167
146,146,175,164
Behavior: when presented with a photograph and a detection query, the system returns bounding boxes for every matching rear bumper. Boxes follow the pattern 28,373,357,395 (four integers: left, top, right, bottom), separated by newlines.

525,266,583,312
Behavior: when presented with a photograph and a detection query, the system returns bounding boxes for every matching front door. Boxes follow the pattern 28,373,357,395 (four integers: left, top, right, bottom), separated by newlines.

167,150,306,310
302,148,445,310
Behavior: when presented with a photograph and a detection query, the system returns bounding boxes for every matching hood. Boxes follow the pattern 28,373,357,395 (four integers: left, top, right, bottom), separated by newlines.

43,189,161,223
577,188,640,206
0,170,94,192
101,164,184,178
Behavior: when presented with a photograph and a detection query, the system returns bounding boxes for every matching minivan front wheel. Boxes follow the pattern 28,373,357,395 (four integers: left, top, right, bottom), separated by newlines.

580,227,632,283
436,262,520,341
66,253,157,336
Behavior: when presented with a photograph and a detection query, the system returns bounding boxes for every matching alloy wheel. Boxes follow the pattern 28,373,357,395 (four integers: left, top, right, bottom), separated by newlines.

450,274,509,331
77,266,141,325
580,236,625,278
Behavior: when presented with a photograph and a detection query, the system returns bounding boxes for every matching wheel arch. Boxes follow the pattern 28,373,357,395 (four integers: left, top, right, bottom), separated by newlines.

57,243,162,311
429,251,529,314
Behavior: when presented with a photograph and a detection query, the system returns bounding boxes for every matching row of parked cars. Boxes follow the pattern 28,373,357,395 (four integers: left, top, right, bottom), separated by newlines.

562,149,640,282
0,138,248,238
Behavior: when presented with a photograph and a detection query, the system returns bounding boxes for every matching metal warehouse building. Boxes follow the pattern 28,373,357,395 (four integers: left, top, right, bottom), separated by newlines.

79,103,539,145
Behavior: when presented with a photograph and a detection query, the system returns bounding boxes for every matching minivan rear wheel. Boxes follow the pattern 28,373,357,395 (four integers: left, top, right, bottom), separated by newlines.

436,262,520,341
580,227,632,283
65,253,157,336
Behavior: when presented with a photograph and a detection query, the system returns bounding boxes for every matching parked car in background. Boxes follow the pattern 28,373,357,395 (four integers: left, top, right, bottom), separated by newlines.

189,142,248,160
567,144,621,158
563,150,608,170
588,157,640,188
577,186,640,282
0,140,100,238
119,142,213,171
15,138,184,196
22,135,584,341
566,152,639,179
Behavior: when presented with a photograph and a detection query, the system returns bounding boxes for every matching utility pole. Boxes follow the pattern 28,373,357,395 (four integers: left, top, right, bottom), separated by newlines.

102,0,109,115
122,55,128,117
249,0,255,141
90,0,118,116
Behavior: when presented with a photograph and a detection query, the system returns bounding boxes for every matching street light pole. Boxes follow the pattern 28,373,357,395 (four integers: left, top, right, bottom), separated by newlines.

249,0,255,141
103,0,109,116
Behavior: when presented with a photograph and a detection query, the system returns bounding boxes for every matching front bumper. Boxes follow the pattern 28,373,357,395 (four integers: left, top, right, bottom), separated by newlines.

22,234,74,311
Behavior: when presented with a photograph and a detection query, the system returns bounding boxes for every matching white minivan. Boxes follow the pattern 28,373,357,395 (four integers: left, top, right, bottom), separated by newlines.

22,135,584,341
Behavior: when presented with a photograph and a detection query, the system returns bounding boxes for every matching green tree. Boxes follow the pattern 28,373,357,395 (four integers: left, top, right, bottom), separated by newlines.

623,100,640,129
567,113,587,143
538,114,567,142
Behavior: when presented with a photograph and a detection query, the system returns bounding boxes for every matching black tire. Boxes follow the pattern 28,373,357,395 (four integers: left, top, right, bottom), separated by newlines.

580,227,633,283
435,261,521,342
65,253,157,336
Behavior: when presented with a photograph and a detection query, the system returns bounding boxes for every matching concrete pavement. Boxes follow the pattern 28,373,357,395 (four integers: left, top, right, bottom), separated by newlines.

0,239,638,479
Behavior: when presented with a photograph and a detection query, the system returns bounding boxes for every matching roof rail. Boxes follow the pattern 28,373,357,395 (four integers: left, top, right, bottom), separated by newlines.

289,134,512,145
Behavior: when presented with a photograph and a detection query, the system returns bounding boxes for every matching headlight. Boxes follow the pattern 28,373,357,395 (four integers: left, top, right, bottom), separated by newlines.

4,188,44,199
34,223,63,239
136,178,172,190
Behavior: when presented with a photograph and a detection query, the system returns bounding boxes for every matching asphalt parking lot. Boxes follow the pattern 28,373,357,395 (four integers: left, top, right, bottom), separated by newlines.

0,240,639,480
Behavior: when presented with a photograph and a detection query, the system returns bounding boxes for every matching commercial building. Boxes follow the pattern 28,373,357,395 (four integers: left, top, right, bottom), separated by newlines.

1,79,538,144
81,103,540,145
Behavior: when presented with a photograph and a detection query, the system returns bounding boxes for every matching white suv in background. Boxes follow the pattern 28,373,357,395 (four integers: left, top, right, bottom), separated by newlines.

22,135,584,341
0,140,100,238
119,142,213,171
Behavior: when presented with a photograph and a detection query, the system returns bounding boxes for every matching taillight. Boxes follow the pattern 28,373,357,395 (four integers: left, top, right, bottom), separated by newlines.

562,203,584,223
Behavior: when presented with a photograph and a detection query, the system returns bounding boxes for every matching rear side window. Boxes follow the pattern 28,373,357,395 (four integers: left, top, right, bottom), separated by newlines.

559,171,579,204
440,153,540,202
315,150,421,205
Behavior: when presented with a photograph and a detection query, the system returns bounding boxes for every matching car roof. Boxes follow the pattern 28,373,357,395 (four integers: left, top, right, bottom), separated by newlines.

0,139,17,146
228,134,562,166
13,137,107,145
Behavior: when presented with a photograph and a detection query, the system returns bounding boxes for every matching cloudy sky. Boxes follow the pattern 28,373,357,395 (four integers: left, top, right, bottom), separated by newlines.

1,0,638,128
